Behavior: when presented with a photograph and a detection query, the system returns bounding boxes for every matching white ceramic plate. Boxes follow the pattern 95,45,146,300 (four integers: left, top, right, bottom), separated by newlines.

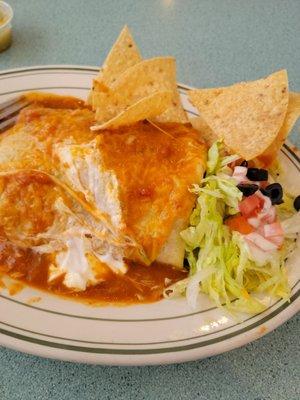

0,66,299,366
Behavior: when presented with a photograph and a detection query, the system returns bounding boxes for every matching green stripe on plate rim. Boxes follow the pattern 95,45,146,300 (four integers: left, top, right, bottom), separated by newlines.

1,280,298,347
0,289,298,355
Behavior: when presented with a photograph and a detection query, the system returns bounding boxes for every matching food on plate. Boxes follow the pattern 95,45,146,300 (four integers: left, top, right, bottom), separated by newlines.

0,26,299,313
256,92,300,166
89,26,187,129
190,116,218,147
91,90,174,130
0,92,205,302
189,70,289,161
93,25,142,88
164,142,299,313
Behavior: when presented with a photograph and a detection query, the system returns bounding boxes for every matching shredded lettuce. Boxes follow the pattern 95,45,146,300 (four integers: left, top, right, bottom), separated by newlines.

164,142,291,314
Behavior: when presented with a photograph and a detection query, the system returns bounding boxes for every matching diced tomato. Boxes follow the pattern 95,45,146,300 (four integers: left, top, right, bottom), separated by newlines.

225,215,254,234
238,195,263,218
256,191,272,214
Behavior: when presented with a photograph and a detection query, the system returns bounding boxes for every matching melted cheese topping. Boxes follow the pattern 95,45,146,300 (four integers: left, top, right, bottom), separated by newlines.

98,122,207,263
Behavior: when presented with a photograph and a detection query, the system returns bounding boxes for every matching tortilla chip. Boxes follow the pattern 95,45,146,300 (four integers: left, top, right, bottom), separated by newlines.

256,92,300,166
96,25,142,88
93,57,187,124
87,26,142,105
92,79,109,93
91,91,173,131
189,70,289,160
189,88,224,109
88,27,187,126
155,91,187,124
87,80,107,108
190,116,218,146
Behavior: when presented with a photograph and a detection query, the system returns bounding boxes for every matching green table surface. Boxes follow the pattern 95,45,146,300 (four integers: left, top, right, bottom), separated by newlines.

0,1,299,399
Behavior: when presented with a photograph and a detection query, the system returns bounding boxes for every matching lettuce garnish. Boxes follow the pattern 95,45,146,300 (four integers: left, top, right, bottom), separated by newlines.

164,142,291,314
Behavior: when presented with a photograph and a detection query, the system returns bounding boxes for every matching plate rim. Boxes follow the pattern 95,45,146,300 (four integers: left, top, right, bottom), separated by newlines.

0,65,299,366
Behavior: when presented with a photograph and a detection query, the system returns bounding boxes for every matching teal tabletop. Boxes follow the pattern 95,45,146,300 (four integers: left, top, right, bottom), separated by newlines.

0,1,299,399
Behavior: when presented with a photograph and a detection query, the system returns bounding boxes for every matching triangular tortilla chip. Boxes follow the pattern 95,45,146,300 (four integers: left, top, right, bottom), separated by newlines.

189,70,289,159
87,26,142,105
189,88,224,108
88,27,187,126
91,91,173,131
256,91,300,166
93,57,187,124
96,25,142,88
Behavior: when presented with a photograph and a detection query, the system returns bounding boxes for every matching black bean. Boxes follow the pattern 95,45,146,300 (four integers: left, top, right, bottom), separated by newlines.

237,183,259,197
261,183,283,205
240,160,248,167
246,168,268,181
294,195,300,211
